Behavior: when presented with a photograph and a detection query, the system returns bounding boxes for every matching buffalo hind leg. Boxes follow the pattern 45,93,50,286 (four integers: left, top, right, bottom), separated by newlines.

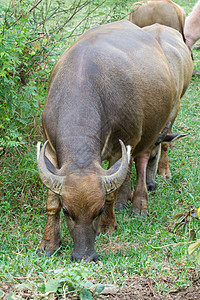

37,190,61,257
157,120,174,178
131,152,150,216
115,158,133,210
158,142,171,178
158,133,188,178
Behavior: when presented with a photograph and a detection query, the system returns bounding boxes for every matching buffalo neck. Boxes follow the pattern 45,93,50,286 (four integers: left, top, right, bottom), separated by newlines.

51,88,107,174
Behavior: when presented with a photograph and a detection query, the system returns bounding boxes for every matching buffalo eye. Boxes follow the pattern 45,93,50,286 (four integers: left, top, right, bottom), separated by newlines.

63,207,70,217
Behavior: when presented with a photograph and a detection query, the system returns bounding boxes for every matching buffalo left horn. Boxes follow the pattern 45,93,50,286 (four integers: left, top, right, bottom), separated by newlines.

37,140,65,195
101,140,131,195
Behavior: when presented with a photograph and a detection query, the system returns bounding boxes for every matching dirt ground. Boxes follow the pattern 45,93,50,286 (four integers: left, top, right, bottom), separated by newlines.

1,273,200,299
97,275,200,300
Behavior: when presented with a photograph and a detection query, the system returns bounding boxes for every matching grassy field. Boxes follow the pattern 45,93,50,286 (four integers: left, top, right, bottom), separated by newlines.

0,0,200,299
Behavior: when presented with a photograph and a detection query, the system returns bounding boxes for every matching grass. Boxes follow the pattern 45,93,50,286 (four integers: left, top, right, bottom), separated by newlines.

0,0,200,298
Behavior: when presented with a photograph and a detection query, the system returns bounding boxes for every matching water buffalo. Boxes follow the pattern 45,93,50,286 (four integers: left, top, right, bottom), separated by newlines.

128,0,187,185
37,20,193,261
129,0,185,38
184,0,200,49
142,24,193,193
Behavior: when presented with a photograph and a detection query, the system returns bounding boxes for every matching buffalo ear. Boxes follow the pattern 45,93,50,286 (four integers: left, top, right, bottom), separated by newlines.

163,133,189,143
155,132,189,145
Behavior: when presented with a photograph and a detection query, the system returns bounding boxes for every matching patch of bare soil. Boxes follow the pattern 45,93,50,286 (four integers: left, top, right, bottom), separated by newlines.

98,274,200,300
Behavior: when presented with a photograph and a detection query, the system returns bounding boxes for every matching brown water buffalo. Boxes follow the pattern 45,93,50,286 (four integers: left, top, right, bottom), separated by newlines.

184,0,200,49
128,0,187,185
37,20,193,261
129,0,185,38
116,24,193,212
142,24,193,195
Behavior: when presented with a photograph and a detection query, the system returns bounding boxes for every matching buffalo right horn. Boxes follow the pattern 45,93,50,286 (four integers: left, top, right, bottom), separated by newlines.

37,141,65,195
101,140,130,195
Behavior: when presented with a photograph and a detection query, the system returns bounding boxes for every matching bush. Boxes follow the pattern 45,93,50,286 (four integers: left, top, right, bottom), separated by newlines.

0,0,108,150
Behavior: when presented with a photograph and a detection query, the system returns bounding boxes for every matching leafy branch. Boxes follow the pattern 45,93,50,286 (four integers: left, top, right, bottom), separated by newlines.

174,206,200,265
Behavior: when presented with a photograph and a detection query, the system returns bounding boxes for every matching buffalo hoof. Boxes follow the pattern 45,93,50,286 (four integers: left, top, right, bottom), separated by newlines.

37,249,56,257
131,208,148,217
147,182,157,191
131,200,148,217
71,252,98,262
158,168,171,179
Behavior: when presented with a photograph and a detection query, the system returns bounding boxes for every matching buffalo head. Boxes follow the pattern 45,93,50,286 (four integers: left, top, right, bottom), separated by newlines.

37,140,130,261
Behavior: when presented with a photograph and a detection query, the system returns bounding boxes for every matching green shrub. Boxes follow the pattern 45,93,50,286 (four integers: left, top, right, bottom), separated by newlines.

0,0,109,149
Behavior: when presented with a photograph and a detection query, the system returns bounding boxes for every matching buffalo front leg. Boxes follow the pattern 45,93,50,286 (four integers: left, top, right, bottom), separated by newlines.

158,142,171,178
100,191,118,233
131,152,150,216
38,190,61,257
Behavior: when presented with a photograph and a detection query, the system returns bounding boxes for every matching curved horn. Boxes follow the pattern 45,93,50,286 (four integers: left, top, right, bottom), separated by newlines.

101,140,130,195
37,141,65,195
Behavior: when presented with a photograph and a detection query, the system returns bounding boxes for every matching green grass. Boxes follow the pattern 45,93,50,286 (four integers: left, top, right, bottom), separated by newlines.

0,0,200,298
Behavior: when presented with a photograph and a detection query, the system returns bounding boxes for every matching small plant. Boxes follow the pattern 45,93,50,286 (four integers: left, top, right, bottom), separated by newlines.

174,206,200,265
174,206,200,240
14,265,104,299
